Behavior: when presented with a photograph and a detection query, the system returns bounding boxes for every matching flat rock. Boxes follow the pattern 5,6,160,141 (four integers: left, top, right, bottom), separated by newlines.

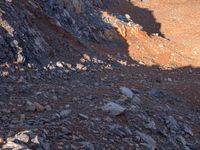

120,87,134,98
102,102,126,116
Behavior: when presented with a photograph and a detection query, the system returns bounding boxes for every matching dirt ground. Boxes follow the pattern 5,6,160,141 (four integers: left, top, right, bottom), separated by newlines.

0,0,200,149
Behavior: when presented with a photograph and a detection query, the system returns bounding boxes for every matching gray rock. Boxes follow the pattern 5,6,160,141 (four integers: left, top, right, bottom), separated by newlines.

79,142,94,150
78,113,89,120
136,131,157,150
45,105,52,111
59,109,71,118
26,101,36,112
120,86,134,98
148,89,165,98
131,96,141,104
145,120,156,130
102,102,126,116
183,124,193,136
109,124,126,137
165,116,179,132
177,136,191,150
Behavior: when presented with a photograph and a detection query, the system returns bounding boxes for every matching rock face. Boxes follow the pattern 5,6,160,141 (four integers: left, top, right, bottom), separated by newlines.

0,0,115,66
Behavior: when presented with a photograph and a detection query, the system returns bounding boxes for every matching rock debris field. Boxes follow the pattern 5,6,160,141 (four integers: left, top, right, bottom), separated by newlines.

0,0,200,149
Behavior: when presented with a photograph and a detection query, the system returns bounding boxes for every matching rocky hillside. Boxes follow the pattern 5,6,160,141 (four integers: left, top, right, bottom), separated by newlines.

0,0,200,150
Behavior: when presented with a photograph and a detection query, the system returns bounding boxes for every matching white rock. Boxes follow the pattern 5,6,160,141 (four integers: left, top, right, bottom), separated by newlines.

2,141,27,149
59,109,71,118
45,105,52,111
120,87,134,98
56,61,64,68
102,102,126,116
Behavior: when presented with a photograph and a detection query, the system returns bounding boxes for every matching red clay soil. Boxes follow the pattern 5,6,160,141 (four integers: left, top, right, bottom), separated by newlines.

102,0,200,67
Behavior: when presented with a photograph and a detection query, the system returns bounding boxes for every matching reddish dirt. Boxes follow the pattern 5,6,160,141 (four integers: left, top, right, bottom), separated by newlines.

133,0,200,67
102,0,200,67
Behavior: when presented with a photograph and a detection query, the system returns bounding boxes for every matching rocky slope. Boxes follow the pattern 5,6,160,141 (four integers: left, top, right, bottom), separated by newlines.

0,0,200,150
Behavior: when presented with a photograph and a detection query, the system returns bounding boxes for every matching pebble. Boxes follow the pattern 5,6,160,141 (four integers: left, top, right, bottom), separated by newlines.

102,102,126,116
79,141,94,150
131,96,141,104
165,116,179,132
177,136,191,150
145,120,156,130
78,113,89,120
183,124,193,136
56,61,64,68
59,109,71,118
20,114,26,121
34,102,45,112
14,131,30,143
25,101,36,112
45,105,52,111
120,86,134,98
136,131,157,150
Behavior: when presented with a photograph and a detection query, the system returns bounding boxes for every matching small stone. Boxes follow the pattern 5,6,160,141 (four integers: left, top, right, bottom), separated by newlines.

148,89,165,98
136,131,156,150
183,124,193,136
125,14,131,20
59,109,71,118
31,135,40,144
2,141,26,149
79,141,94,150
56,61,64,68
177,136,191,150
0,138,5,145
79,113,89,120
15,131,30,143
26,101,36,112
120,87,133,98
45,105,52,111
165,116,179,132
20,114,26,121
34,102,45,112
131,96,141,104
76,63,87,71
102,102,126,116
1,71,9,77
52,95,58,101
61,127,71,135
145,120,156,130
